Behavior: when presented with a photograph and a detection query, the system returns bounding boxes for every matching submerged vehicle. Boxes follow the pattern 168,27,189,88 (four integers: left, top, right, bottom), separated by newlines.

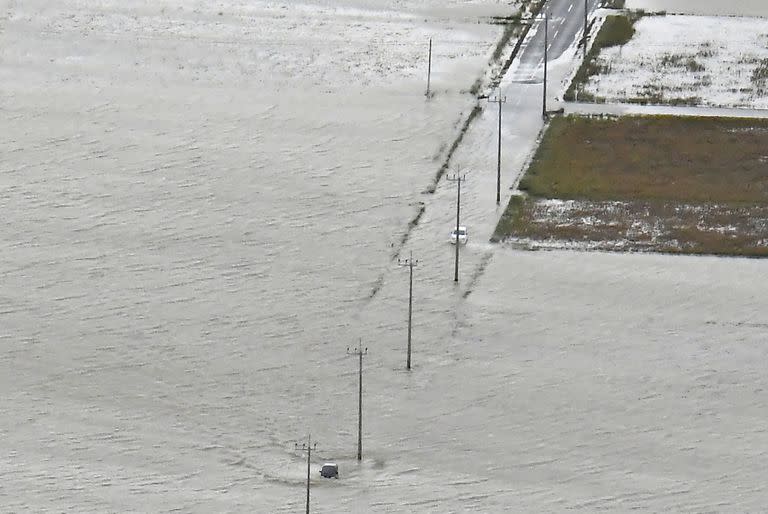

320,462,339,479
450,226,468,245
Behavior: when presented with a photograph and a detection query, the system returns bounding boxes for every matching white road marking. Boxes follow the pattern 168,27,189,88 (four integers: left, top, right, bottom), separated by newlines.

568,3,573,12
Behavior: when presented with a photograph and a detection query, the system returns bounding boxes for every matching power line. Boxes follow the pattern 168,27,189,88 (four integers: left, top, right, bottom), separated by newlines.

488,95,506,204
446,169,468,282
583,0,589,58
397,251,419,370
294,435,318,514
543,11,549,119
426,37,432,97
346,342,368,461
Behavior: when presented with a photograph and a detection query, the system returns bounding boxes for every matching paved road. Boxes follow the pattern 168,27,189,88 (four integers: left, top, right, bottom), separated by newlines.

488,0,600,194
508,0,599,85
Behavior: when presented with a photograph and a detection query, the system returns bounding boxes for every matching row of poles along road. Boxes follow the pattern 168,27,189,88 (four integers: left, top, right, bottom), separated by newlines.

295,2,592,510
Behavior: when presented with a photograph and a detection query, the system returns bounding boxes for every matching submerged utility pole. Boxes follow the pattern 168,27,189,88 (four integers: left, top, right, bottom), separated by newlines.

426,38,432,97
347,343,367,461
447,171,467,282
489,95,506,204
295,435,317,514
398,251,419,370
543,11,549,118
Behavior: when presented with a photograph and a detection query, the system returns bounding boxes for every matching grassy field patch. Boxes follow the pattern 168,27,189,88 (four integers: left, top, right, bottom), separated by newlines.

660,53,705,72
752,58,768,94
494,115,768,256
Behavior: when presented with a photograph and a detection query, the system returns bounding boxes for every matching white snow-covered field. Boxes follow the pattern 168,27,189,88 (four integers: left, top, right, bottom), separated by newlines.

627,0,768,17
583,14,768,109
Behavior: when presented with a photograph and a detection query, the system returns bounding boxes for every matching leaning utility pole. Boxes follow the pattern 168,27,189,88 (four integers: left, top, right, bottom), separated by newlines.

543,11,549,119
347,343,367,461
397,251,418,370
426,38,432,97
295,435,317,514
447,171,467,282
488,95,506,204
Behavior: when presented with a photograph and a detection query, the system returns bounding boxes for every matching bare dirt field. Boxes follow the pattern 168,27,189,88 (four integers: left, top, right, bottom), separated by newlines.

493,115,768,256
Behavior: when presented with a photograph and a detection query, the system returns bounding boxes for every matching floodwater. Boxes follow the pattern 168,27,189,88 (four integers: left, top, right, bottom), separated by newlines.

626,0,768,16
2,1,768,512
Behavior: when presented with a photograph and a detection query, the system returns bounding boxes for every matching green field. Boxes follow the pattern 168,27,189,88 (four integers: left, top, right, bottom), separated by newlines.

493,115,768,256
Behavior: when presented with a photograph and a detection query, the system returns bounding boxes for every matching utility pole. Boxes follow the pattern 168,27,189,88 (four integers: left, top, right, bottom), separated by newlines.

447,171,467,282
543,11,549,119
426,38,432,97
294,435,317,514
397,251,418,370
347,343,367,461
489,95,506,204
583,0,588,58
